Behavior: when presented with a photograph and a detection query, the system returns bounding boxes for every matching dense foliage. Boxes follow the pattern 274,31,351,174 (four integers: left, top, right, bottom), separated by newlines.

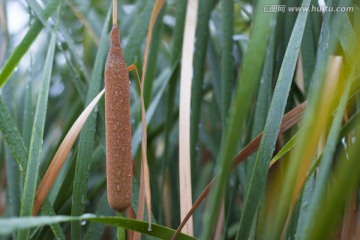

0,0,360,239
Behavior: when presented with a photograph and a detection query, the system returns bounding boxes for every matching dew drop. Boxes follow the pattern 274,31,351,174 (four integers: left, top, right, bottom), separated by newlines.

81,220,87,226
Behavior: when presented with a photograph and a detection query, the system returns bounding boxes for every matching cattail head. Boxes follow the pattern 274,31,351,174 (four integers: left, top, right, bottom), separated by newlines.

105,24,132,212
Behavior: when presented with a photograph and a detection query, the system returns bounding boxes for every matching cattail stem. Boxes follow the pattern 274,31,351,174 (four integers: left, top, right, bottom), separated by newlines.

113,0,117,25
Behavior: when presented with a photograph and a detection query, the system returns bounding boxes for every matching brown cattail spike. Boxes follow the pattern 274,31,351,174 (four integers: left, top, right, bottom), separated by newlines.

105,24,132,212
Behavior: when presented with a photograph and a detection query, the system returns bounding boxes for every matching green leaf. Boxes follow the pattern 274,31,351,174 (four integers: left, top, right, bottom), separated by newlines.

18,28,58,240
339,14,359,64
22,82,34,149
301,7,319,95
220,0,233,124
4,147,21,228
245,29,275,186
0,215,197,240
190,0,218,167
271,131,300,163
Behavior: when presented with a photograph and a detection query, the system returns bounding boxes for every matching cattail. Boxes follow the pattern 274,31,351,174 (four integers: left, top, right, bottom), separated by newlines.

105,24,132,211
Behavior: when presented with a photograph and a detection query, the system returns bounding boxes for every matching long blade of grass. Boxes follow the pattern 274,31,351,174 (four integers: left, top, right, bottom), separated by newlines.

200,1,279,237
71,7,111,239
220,0,233,125
338,14,359,64
22,81,33,149
0,215,197,240
207,38,222,117
190,0,218,170
301,9,318,95
4,147,21,237
178,0,199,235
245,29,275,183
17,26,58,240
289,173,315,240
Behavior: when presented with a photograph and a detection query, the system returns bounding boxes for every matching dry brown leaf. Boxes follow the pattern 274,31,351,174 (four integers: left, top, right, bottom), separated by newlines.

177,0,199,236
134,1,166,239
33,89,105,215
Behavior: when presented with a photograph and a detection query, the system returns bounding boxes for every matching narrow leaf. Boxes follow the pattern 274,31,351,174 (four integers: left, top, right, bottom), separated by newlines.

0,215,197,240
178,0,199,235
18,29,58,240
